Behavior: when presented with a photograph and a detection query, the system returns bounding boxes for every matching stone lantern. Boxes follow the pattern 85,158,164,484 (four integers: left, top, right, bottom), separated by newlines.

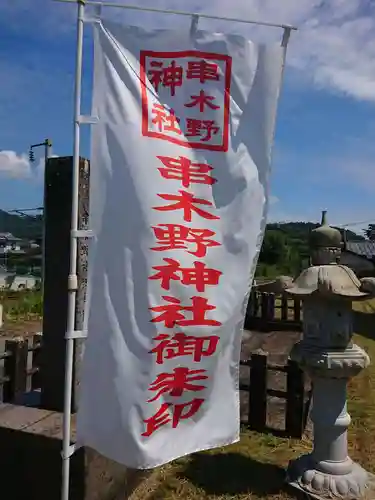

285,211,375,499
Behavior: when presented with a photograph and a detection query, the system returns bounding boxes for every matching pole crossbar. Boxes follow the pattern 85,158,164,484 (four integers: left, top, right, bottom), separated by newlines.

53,0,297,31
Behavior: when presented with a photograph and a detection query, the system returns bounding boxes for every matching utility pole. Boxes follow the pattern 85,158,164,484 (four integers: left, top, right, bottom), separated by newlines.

29,138,52,166
29,139,52,293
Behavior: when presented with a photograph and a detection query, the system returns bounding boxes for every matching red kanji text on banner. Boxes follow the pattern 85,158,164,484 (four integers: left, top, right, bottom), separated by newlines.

140,50,232,151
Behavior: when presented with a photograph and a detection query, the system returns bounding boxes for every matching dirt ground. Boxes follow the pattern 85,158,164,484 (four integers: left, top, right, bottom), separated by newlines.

0,318,42,339
240,328,305,433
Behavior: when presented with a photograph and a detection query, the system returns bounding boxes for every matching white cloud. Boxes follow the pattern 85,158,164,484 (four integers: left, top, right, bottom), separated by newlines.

0,151,32,179
289,8,375,101
191,0,375,102
1,0,375,101
101,0,375,102
0,150,58,180
269,195,279,206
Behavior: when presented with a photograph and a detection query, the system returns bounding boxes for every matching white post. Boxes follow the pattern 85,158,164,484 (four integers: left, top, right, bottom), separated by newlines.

61,1,85,499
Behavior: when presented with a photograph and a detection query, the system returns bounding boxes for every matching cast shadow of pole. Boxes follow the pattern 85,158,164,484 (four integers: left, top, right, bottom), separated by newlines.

176,451,305,498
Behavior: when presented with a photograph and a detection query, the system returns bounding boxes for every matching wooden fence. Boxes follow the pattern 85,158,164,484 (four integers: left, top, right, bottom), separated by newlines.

245,290,303,332
0,336,310,438
0,334,42,403
240,353,311,438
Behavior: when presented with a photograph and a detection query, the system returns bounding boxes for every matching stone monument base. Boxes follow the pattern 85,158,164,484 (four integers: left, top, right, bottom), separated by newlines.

0,404,152,499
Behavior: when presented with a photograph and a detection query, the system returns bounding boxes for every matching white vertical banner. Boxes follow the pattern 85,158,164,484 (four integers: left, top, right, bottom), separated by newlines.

76,19,285,469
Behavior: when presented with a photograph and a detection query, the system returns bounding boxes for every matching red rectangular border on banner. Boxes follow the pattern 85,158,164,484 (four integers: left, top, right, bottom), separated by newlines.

140,50,232,152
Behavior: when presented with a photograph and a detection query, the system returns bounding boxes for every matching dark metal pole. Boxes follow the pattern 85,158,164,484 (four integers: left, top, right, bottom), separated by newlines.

42,140,52,295
29,138,52,291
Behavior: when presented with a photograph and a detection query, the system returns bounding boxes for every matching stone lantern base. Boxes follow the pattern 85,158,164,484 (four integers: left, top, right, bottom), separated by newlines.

286,454,375,500
285,342,375,499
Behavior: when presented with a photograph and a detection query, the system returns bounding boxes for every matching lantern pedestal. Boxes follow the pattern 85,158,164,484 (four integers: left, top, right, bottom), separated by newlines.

286,341,374,499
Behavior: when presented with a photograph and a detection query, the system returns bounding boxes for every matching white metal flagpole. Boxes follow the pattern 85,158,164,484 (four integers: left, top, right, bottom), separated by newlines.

61,0,85,499
276,26,292,134
259,25,293,263
55,1,296,495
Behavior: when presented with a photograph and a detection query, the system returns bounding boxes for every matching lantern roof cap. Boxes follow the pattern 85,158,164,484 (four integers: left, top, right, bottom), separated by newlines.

309,210,342,249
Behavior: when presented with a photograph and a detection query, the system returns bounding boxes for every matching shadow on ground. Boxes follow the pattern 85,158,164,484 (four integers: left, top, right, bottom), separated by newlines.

178,451,304,498
354,311,374,340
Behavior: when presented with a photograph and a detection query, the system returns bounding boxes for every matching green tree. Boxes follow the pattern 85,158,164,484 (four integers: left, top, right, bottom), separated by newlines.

259,230,288,266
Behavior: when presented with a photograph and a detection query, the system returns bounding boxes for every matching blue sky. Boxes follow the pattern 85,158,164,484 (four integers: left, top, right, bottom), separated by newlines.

0,0,374,234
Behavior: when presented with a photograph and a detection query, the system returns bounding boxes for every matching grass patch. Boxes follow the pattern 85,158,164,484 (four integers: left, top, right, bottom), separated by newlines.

353,298,375,314
133,301,375,500
274,298,301,321
0,290,43,320
134,433,312,500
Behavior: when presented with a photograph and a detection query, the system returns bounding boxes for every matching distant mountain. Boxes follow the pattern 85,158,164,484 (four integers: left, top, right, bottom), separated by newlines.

266,221,363,260
256,221,365,278
267,221,363,243
0,209,43,240
0,209,364,245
